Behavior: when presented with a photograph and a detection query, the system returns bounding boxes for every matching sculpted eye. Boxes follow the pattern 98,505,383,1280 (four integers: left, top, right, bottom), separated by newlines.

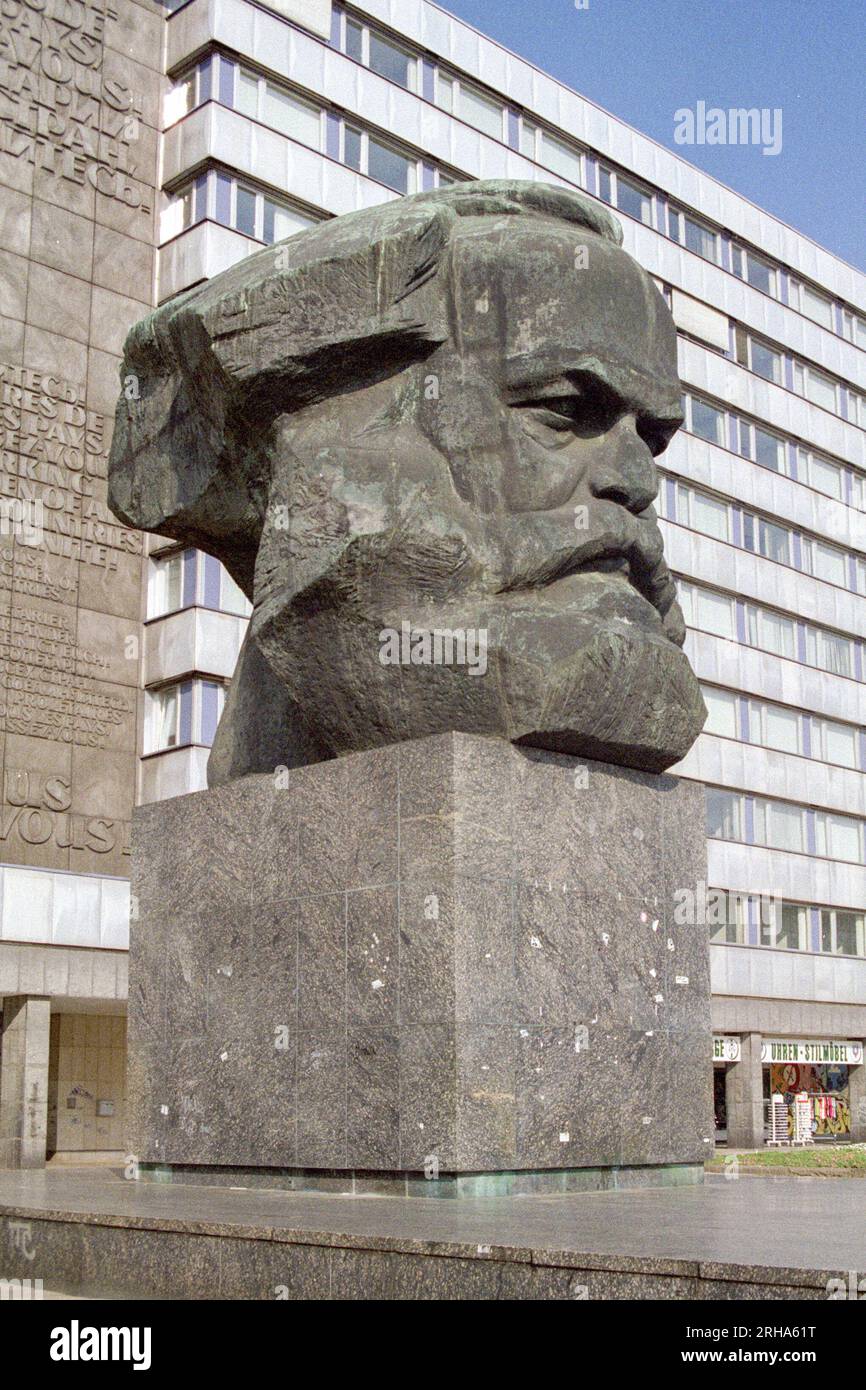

528,399,584,430
516,386,623,442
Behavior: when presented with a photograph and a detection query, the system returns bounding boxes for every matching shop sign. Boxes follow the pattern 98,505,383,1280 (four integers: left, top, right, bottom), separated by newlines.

760,1039,863,1066
712,1035,741,1062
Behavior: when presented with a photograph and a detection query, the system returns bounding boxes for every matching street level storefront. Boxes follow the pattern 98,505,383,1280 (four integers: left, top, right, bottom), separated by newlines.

713,1035,865,1146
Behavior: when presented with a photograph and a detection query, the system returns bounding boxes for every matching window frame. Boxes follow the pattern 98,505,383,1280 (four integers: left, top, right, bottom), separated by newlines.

598,165,654,227
146,548,252,621
820,908,866,958
733,245,778,298
336,13,419,92
145,679,228,756
669,206,719,264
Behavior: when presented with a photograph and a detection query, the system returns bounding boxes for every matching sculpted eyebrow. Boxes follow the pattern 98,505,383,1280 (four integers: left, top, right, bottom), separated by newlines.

505,365,615,401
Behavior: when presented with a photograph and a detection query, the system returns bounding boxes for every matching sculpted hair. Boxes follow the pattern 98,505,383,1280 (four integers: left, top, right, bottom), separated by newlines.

109,181,623,536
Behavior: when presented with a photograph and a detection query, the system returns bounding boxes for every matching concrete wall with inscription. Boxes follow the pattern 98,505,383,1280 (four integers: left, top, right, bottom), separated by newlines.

0,0,162,918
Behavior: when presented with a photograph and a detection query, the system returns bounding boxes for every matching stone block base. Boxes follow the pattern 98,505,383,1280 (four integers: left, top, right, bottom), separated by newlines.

128,733,713,1174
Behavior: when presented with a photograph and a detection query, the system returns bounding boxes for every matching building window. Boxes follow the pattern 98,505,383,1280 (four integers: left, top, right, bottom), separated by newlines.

745,604,796,660
147,550,251,620
750,516,791,566
149,550,191,618
813,716,859,769
842,310,866,351
794,361,839,412
368,30,415,88
708,890,748,945
149,684,181,752
164,67,197,125
808,627,853,678
701,685,738,739
434,69,504,139
335,13,418,90
201,171,317,245
676,483,731,542
754,797,805,853
799,448,844,500
735,328,783,385
677,581,736,640
751,425,787,473
339,125,418,193
706,788,742,841
518,122,583,183
761,901,808,951
732,245,777,297
748,700,801,755
792,281,834,330
164,172,318,247
229,66,323,146
669,207,718,263
821,909,866,958
799,537,847,588
816,812,864,864
368,135,415,193
598,166,653,226
145,680,227,754
686,394,726,446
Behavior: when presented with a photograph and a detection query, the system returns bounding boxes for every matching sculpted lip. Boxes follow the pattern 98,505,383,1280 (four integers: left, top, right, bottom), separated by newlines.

500,502,666,601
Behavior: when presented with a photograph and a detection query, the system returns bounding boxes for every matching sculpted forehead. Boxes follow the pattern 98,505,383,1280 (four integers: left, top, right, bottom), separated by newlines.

446,219,681,413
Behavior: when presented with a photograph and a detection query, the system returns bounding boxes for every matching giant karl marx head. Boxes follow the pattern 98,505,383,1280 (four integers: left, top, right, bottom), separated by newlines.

109,181,706,781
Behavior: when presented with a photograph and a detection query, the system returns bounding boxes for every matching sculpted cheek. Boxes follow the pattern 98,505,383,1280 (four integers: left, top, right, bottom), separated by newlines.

500,421,591,514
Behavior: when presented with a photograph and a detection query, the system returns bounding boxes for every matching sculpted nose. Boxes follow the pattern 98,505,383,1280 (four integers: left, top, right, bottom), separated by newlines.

589,416,657,514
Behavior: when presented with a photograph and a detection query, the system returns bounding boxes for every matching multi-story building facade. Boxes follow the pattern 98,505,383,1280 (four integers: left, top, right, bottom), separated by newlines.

3,0,864,1164
0,0,164,1165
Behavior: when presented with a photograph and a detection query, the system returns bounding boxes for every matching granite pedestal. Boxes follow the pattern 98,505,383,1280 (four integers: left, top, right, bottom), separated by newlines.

127,733,713,1183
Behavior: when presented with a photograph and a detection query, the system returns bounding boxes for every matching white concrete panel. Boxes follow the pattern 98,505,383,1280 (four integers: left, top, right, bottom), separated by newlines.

673,736,865,817
100,879,132,950
266,0,331,40
193,609,247,679
52,874,102,948
0,868,129,951
140,748,211,803
144,607,198,686
707,839,866,913
709,944,866,1005
1,866,52,942
670,290,729,353
165,0,215,71
144,607,247,685
159,224,259,301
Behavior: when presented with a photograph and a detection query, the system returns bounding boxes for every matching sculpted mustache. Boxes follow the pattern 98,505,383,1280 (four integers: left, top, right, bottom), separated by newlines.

497,505,666,598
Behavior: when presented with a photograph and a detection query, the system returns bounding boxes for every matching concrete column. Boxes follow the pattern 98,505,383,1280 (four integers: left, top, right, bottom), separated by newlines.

848,1056,866,1143
725,1032,764,1150
0,997,51,1169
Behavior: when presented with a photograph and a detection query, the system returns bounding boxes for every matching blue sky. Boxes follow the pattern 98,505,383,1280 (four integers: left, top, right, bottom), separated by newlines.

439,0,866,272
